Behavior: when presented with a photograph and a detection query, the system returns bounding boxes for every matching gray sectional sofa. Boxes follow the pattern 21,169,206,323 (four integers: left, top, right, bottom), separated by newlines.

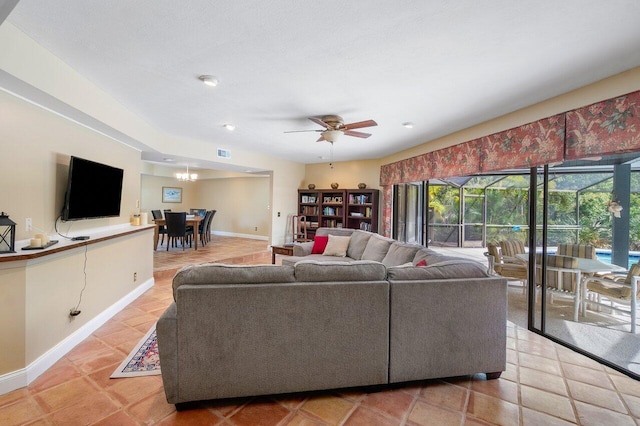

156,228,507,406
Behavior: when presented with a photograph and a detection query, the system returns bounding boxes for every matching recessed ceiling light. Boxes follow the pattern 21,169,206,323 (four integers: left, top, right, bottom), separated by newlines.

163,158,174,162
223,124,236,131
198,75,219,87
402,122,414,128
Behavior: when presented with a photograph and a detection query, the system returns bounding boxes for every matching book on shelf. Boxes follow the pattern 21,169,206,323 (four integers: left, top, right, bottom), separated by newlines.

301,206,318,215
349,194,369,204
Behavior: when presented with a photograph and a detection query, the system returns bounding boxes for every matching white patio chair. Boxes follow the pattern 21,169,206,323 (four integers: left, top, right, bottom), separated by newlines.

584,262,640,333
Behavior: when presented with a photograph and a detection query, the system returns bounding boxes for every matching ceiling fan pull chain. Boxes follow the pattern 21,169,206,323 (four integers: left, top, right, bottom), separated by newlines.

330,141,334,169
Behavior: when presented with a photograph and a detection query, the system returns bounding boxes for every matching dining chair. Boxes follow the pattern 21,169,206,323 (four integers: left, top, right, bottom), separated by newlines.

164,212,193,251
204,210,216,244
557,243,597,259
534,253,584,321
485,242,528,293
584,262,640,333
151,209,167,246
198,210,213,246
499,240,527,264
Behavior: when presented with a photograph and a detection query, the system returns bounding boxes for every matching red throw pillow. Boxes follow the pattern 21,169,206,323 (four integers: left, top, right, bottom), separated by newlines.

415,259,427,267
311,235,329,254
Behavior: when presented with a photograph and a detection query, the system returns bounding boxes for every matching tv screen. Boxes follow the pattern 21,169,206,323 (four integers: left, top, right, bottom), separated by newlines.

62,156,124,221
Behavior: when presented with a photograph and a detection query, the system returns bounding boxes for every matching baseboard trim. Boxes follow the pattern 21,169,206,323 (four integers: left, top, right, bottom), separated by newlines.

0,277,154,396
211,231,269,241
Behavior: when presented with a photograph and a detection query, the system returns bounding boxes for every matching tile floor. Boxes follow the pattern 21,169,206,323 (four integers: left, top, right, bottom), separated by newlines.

1,236,640,425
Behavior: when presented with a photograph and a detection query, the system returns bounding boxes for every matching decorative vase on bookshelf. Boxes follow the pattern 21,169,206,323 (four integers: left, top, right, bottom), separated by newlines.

331,182,339,189
358,183,367,189
308,184,316,190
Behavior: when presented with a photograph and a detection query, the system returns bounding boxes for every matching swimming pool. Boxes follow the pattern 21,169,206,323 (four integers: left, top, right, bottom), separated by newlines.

595,251,640,270
544,249,639,269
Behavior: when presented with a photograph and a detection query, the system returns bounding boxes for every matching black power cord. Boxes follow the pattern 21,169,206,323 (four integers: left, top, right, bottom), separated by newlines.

69,241,89,318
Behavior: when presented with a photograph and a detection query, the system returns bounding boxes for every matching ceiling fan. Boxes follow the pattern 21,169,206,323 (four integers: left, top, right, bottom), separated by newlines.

285,115,377,142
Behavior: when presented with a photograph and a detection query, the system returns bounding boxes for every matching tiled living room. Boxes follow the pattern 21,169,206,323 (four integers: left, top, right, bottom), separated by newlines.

2,2,640,426
1,238,639,425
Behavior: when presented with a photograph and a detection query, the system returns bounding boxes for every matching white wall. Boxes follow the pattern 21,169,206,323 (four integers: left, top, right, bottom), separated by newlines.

0,90,154,387
0,21,306,247
0,90,140,241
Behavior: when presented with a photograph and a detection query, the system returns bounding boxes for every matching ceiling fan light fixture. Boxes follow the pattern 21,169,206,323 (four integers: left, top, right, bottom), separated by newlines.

198,75,219,87
322,129,342,143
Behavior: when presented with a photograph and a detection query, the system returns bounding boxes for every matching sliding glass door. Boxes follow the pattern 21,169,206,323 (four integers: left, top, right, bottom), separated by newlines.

393,182,426,244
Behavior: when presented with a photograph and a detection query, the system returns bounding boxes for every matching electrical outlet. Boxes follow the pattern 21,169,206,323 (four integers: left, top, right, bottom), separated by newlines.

254,226,258,231
26,218,32,232
133,272,137,282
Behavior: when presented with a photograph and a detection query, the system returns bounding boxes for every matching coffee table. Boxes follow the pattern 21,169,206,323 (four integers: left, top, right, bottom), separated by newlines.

271,244,294,264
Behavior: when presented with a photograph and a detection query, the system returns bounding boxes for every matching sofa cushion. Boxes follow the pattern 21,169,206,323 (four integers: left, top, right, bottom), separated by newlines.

381,242,423,267
315,227,356,237
172,263,296,300
387,260,490,281
361,234,394,262
346,230,374,260
412,248,460,265
311,235,329,254
281,254,358,266
323,235,351,257
295,260,387,282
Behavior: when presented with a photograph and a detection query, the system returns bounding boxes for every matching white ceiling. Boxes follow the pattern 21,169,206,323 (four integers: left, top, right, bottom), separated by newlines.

6,0,640,167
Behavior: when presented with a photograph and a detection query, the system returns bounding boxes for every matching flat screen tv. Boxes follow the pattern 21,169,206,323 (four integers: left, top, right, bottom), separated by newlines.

62,156,124,221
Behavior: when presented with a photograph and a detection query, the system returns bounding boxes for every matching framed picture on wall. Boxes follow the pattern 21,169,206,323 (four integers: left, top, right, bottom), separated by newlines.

162,186,182,203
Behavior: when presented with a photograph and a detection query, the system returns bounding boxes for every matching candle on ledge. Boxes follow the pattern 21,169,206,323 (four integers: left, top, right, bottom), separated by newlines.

30,238,41,247
140,212,148,225
35,233,49,245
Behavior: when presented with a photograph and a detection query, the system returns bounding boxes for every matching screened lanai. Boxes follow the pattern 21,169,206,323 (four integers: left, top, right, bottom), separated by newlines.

392,153,640,377
422,153,640,268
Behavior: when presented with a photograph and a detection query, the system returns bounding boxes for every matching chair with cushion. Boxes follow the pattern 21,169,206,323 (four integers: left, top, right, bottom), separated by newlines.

584,262,640,333
485,243,528,293
164,212,194,251
203,210,216,244
499,240,527,264
557,243,597,259
535,253,582,321
198,210,213,246
151,209,167,246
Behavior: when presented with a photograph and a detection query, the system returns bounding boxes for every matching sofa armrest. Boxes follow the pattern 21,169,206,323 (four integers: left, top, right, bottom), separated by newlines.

156,303,178,404
388,277,507,382
293,241,314,256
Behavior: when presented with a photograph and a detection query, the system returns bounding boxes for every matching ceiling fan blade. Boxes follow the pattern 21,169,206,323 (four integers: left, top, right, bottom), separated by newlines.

343,119,377,130
284,129,323,133
309,117,330,128
316,134,326,142
344,130,371,138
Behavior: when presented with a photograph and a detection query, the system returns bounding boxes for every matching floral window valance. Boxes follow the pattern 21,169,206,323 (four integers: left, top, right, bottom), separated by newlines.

380,89,640,187
566,90,640,159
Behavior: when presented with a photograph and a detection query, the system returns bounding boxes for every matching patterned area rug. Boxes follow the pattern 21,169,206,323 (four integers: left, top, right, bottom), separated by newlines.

110,326,161,378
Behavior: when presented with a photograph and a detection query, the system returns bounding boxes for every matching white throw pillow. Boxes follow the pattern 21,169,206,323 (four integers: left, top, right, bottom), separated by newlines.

322,235,351,257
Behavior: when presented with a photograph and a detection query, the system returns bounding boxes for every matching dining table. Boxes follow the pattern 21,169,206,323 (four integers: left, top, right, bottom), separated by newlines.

516,253,626,322
153,215,203,250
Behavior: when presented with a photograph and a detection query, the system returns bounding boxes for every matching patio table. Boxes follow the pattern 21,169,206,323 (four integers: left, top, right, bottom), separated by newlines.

516,253,625,322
